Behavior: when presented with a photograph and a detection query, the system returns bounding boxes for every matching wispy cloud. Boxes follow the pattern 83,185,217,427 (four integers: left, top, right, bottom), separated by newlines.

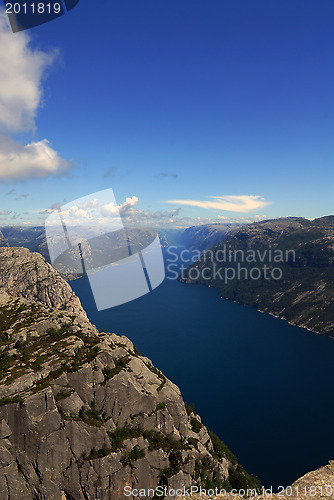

14,193,29,200
104,166,118,178
167,195,271,213
158,171,178,180
0,12,71,181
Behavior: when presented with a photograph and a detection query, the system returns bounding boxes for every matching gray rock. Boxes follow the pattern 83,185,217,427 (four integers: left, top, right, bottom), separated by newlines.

0,247,254,499
0,247,87,320
57,392,85,416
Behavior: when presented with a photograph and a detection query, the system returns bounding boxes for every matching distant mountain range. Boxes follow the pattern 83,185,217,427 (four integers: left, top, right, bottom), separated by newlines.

0,226,169,279
0,226,47,255
2,216,334,337
180,216,334,337
178,217,318,251
179,222,244,251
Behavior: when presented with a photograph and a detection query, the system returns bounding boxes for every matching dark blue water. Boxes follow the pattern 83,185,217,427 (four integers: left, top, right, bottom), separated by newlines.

70,247,334,490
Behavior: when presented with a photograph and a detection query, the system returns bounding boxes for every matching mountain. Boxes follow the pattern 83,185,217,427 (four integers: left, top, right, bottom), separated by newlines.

0,226,46,253
179,218,314,252
0,226,169,279
48,226,164,277
180,216,334,337
161,228,184,246
0,247,259,499
179,223,244,251
0,229,8,247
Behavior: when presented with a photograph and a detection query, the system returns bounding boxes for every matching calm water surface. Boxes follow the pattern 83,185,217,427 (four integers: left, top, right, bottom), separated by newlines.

70,247,334,489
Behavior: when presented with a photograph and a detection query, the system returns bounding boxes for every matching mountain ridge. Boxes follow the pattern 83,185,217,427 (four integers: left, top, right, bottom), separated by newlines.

180,216,334,337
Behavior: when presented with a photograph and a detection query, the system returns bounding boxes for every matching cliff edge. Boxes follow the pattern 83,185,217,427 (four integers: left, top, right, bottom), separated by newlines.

0,247,258,499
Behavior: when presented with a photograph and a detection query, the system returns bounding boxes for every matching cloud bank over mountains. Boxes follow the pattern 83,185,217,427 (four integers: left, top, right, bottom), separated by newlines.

40,192,269,230
42,194,182,227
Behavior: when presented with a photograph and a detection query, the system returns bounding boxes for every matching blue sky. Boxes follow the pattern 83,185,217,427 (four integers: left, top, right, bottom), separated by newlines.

0,0,333,227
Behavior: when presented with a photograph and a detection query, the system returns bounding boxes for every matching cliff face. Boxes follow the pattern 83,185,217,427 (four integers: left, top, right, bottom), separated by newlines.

0,248,258,499
179,223,242,252
0,229,8,247
0,248,86,319
191,461,334,500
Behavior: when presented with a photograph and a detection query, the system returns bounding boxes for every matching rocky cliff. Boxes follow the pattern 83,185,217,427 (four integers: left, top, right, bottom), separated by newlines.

0,248,86,319
0,230,8,249
184,460,334,500
0,248,258,499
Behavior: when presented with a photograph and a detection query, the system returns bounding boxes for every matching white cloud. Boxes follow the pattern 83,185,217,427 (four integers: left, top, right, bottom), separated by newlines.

101,196,139,217
39,192,271,229
100,202,119,216
119,196,139,214
56,205,91,220
0,12,55,133
71,207,89,218
167,195,271,213
42,195,183,228
99,196,181,223
0,11,70,181
81,198,99,209
0,137,70,180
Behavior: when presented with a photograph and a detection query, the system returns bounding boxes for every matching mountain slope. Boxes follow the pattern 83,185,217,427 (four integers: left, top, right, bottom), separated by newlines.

0,226,169,279
0,248,259,499
179,223,243,251
0,229,8,247
180,216,334,336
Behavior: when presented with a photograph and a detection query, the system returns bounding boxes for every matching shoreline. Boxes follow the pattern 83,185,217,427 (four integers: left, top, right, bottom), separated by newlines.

220,295,334,339
179,276,334,339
